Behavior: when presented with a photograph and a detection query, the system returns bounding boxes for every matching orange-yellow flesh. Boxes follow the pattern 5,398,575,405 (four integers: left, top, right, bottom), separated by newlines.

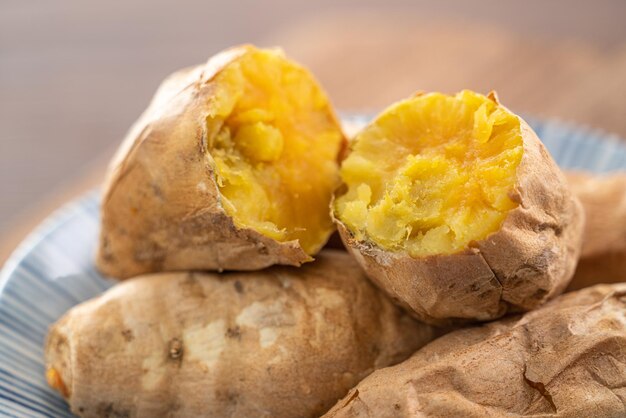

46,367,69,398
206,48,343,254
335,91,523,257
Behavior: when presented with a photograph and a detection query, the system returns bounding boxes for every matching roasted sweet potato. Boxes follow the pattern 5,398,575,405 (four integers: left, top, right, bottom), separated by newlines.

333,91,584,325
325,283,626,417
97,45,346,279
566,171,626,290
46,251,436,418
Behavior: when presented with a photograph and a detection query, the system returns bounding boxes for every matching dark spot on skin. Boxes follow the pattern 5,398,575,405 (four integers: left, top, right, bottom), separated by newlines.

96,403,130,418
121,330,133,342
215,389,240,405
470,283,481,292
234,280,244,294
199,125,208,154
55,334,67,350
100,252,115,262
394,404,401,410
226,326,241,339
150,182,164,199
168,338,184,361
78,407,85,413
370,344,381,357
507,189,523,204
467,240,480,249
100,236,115,262
180,273,206,298
258,244,269,255
532,288,549,300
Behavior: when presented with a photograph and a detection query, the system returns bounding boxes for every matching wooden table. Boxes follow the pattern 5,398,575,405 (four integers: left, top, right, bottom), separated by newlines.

2,12,626,266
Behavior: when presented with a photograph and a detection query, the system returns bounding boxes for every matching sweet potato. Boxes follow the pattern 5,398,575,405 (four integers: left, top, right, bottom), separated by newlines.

324,283,626,417
566,171,626,290
97,45,346,279
45,251,435,418
333,91,584,325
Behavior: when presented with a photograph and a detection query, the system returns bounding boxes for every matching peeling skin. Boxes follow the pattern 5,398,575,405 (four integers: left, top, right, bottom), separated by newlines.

236,299,295,349
323,284,626,418
259,328,280,348
183,320,226,370
523,366,557,413
236,300,295,329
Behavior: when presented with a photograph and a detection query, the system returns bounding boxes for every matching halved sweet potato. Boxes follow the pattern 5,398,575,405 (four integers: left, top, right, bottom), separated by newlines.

97,45,346,279
333,91,584,324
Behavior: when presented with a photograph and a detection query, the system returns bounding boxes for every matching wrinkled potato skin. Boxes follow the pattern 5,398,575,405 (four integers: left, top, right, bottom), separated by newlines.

566,171,626,290
324,283,626,418
45,251,436,418
336,113,585,326
97,45,345,279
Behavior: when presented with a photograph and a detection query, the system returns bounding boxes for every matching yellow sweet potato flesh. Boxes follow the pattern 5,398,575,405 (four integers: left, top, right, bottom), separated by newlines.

207,49,343,254
46,367,69,398
335,91,523,256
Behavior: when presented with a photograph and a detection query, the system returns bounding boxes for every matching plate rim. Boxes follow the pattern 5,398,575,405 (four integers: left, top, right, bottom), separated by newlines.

0,191,100,297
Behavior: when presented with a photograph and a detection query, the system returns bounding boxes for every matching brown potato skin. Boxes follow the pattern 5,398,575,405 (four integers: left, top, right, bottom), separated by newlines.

45,251,436,418
324,283,626,418
97,45,345,279
566,171,626,290
336,116,585,326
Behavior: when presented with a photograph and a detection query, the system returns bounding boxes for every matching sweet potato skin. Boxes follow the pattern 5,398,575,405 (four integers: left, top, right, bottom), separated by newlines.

324,283,626,418
336,115,585,325
97,45,345,279
566,171,626,290
45,251,436,418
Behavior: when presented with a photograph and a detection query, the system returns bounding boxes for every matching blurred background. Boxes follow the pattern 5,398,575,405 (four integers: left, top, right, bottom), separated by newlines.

1,0,626,262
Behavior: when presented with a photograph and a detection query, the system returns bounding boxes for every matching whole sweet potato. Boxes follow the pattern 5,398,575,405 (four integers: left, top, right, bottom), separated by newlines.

46,251,436,418
325,283,626,418
566,171,626,290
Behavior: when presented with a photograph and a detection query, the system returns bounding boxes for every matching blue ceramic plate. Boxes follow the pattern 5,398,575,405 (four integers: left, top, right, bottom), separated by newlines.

1,115,626,417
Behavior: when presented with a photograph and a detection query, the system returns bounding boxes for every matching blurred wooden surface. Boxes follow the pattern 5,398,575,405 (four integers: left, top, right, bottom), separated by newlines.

275,16,626,135
2,2,626,266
